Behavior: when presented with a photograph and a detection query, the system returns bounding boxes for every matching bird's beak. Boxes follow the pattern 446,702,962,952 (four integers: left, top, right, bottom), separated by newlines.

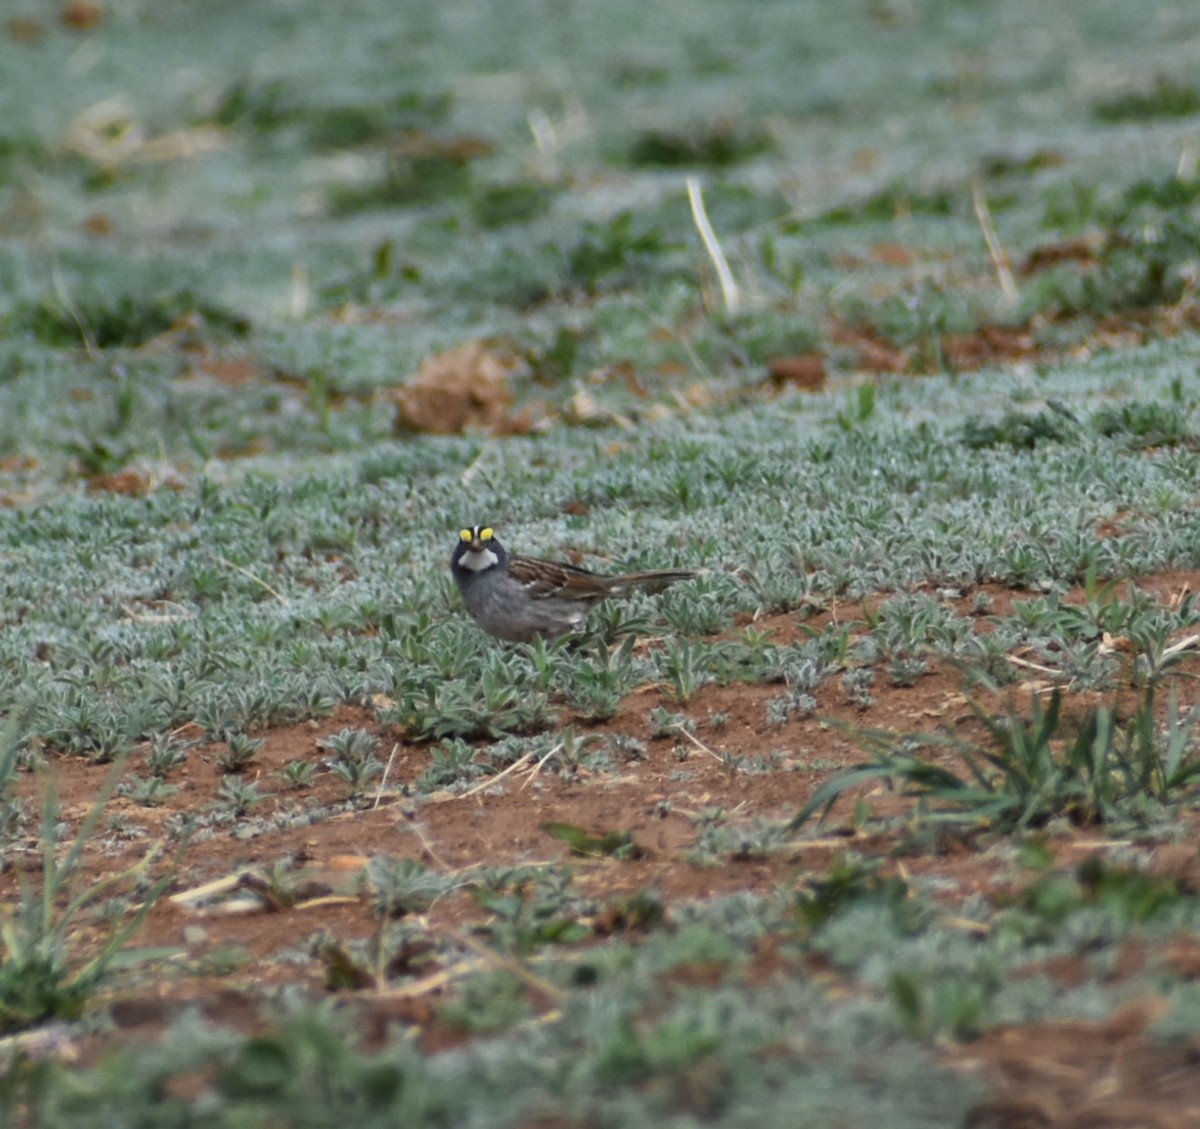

470,537,485,552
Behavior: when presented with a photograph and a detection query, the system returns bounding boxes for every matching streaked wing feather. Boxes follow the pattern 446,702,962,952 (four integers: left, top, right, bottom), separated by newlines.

507,555,612,600
508,556,695,601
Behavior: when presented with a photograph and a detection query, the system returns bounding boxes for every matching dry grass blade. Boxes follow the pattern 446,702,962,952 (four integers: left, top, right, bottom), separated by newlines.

450,749,537,800
687,176,739,312
972,180,1019,307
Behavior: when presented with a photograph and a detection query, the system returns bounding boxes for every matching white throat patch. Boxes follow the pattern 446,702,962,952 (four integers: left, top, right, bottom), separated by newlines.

460,547,500,572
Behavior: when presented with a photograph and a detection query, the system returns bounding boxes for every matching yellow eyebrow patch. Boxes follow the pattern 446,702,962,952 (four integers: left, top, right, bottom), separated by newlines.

480,527,493,540
460,529,472,542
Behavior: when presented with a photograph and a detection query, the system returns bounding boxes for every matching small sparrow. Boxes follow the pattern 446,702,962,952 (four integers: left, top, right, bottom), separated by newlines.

450,525,696,643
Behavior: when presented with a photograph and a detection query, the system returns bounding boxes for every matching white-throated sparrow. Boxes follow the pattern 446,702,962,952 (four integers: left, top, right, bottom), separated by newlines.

450,525,695,642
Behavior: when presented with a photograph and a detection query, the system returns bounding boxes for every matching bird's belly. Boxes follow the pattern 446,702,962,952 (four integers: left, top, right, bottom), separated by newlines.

465,585,585,642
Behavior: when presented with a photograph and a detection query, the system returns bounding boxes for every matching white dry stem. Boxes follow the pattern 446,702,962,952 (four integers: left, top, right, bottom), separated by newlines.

452,748,537,800
687,176,739,312
373,742,402,809
670,722,725,763
290,261,310,321
51,261,98,357
216,556,286,603
1178,140,1197,182
972,180,1019,308
528,108,556,153
521,742,564,789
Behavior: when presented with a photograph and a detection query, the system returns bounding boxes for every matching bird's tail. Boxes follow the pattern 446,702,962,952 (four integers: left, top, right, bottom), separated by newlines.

611,569,697,595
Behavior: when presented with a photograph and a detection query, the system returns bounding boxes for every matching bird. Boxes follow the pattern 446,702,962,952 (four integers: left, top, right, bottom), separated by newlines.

450,525,696,643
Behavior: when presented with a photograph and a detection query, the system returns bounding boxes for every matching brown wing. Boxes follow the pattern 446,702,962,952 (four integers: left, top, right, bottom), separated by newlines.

508,556,695,601
507,555,614,601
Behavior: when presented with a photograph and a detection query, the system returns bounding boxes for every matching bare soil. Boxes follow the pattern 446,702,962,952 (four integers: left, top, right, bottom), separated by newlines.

6,571,1200,1127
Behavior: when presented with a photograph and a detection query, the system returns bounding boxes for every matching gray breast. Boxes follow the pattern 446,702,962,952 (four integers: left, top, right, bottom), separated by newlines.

462,571,585,642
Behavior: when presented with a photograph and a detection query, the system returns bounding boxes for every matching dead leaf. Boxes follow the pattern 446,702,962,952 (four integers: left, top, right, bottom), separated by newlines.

0,454,38,473
943,324,1037,370
87,469,154,497
392,341,518,435
387,130,493,162
641,402,675,425
1099,631,1133,655
61,2,103,31
1164,936,1200,979
872,242,915,267
562,387,633,429
766,354,827,392
65,99,227,169
852,148,880,172
201,357,261,386
1019,238,1102,276
830,320,909,373
6,18,43,43
327,855,371,872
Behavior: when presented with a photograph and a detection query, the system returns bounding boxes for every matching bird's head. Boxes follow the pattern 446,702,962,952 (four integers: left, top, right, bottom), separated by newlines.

452,525,504,572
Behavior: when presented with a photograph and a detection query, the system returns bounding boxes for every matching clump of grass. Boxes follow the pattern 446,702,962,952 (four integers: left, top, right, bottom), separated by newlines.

626,119,777,168
218,731,265,774
319,728,383,800
1091,400,1195,450
6,290,249,349
811,181,958,227
470,181,559,229
689,817,792,864
660,638,713,703
648,707,693,739
794,854,917,934
958,408,1073,451
792,674,1200,834
365,856,455,918
0,709,29,844
117,773,179,807
560,211,681,295
1093,75,1200,122
384,638,556,742
415,737,481,792
840,667,876,709
274,759,317,790
469,866,592,954
214,777,263,817
208,79,451,145
145,733,190,778
542,821,642,860
560,639,641,722
316,922,435,992
328,151,476,214
766,687,817,728
0,757,176,1033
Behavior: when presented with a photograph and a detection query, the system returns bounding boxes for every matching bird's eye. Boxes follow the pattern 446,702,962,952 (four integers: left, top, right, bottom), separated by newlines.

480,527,493,541
459,529,472,542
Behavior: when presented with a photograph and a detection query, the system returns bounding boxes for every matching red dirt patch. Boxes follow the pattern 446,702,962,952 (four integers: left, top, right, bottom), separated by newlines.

6,571,1200,1117
955,1001,1200,1129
